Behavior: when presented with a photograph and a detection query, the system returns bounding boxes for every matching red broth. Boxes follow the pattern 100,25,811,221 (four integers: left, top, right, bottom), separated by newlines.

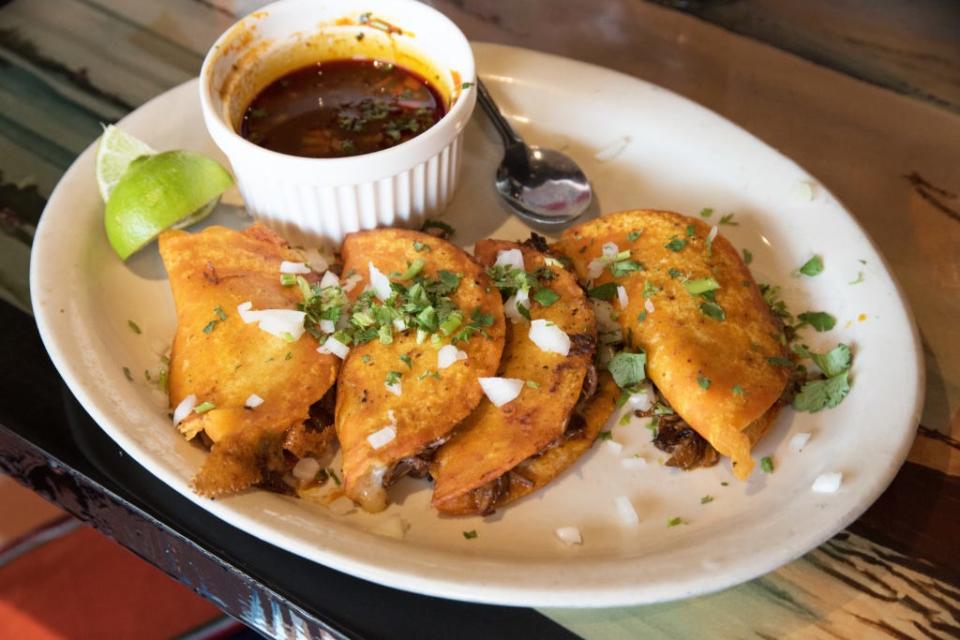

240,59,446,158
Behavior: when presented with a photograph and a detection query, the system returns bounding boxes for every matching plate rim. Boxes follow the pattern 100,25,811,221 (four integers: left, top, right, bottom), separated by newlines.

29,42,925,608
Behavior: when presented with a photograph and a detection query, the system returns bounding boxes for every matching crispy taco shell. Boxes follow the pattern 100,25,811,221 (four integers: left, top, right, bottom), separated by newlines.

556,209,790,479
335,229,506,512
430,239,597,514
160,225,339,496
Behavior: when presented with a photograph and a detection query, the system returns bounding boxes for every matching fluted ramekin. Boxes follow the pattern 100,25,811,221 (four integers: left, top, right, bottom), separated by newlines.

199,0,476,246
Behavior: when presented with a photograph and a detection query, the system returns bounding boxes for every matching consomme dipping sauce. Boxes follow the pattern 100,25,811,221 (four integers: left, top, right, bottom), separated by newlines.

240,59,446,158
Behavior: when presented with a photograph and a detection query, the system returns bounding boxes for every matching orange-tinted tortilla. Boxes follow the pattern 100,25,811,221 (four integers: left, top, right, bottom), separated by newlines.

556,210,790,479
335,229,506,512
431,239,596,513
160,225,339,496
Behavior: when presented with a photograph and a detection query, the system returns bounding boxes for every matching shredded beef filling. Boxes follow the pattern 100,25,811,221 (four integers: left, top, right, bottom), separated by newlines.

467,469,534,516
382,435,451,488
634,393,719,470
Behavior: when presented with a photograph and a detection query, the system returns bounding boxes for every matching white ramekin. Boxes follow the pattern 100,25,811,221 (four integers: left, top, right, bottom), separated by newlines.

199,0,476,246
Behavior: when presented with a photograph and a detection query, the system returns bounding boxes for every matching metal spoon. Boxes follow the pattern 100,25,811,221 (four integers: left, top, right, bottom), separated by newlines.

476,80,592,225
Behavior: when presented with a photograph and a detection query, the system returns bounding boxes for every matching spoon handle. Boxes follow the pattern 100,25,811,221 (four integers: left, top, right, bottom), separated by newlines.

476,79,524,148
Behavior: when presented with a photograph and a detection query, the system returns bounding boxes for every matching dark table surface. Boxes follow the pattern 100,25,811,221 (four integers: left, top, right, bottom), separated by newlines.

2,1,960,638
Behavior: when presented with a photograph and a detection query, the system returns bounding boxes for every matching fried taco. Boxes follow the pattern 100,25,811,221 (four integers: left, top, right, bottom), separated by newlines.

160,225,340,497
555,210,792,480
334,229,506,513
431,238,611,516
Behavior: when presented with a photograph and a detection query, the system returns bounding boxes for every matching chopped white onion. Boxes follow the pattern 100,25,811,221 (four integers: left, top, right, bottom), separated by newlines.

613,496,640,526
392,318,407,332
237,301,256,323
621,457,647,470
603,439,623,455
504,288,530,323
644,298,655,314
707,225,719,246
790,180,815,202
628,386,654,411
587,258,607,280
368,262,392,300
301,247,330,272
367,425,397,450
319,319,336,334
494,248,525,271
342,272,364,292
280,260,310,274
292,457,320,482
328,495,356,515
555,526,583,545
789,432,812,452
255,310,306,341
479,377,524,407
812,472,842,493
172,394,197,426
375,515,409,539
385,379,402,396
437,344,468,369
320,270,340,288
528,319,571,356
602,242,619,258
244,393,264,409
617,285,629,309
317,336,349,359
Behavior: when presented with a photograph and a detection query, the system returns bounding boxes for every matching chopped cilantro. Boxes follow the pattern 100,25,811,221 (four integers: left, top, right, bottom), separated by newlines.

732,384,744,396
668,268,684,279
526,379,540,389
645,420,658,439
122,366,133,381
721,481,729,487
697,374,711,390
461,82,474,90
516,302,531,320
463,529,478,539
699,301,726,321
533,288,560,307
202,320,217,334
683,277,720,296
627,230,643,242
760,456,774,473
849,271,864,285
686,224,696,237
400,354,413,369
361,354,372,364
618,413,632,426
667,517,686,527
398,258,426,280
597,431,614,441
797,311,836,332
665,237,687,252
767,357,794,368
793,371,851,413
127,320,141,334
642,281,661,298
285,351,292,360
588,282,618,301
718,213,738,226
608,351,647,388
328,468,341,485
214,306,227,321
385,370,402,386
653,403,674,416
742,248,753,265
610,259,645,278
194,401,216,414
699,208,714,218
452,308,494,343
280,273,297,286
413,240,431,252
798,255,823,277
700,495,714,505
637,310,648,323
795,343,851,377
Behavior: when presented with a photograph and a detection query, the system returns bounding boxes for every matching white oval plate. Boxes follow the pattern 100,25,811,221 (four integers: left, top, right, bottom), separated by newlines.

30,43,922,607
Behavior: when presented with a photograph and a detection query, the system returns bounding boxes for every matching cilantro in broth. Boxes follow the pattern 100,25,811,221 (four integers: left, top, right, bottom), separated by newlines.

798,255,823,277
797,311,836,332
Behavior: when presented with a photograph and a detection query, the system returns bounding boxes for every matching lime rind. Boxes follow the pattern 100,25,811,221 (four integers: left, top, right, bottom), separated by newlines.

95,125,155,202
104,150,233,260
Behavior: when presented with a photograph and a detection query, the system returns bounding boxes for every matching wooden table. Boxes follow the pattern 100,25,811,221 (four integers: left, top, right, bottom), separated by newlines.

1,1,958,637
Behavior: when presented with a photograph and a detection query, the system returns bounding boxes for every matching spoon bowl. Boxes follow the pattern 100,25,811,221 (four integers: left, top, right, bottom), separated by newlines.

478,80,592,225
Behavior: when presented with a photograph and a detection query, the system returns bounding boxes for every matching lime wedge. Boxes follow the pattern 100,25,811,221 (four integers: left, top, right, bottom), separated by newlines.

104,150,233,260
96,125,155,201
